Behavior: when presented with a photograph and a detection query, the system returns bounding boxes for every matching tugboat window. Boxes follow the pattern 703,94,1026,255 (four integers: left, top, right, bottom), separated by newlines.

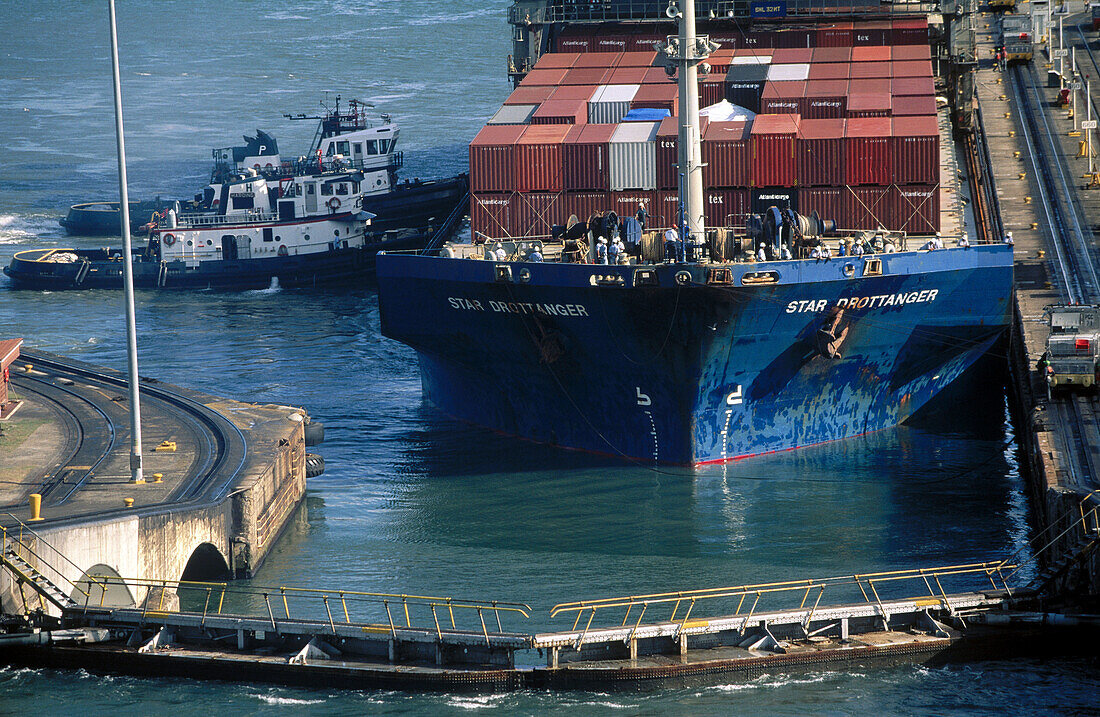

321,184,334,196
378,139,389,153
336,184,349,196
352,181,360,193
336,141,350,155
366,140,378,155
353,143,362,155
306,184,315,195
263,228,273,243
231,195,254,210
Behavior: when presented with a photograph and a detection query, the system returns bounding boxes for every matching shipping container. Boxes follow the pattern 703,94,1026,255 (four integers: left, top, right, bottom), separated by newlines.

844,185,892,229
470,193,517,238
752,186,798,214
469,124,525,193
846,94,891,118
532,99,588,125
775,29,813,49
653,190,682,227
631,82,679,114
564,66,613,86
726,61,769,113
511,191,568,237
849,62,892,79
761,81,806,115
643,66,672,84
892,95,938,117
562,123,616,191
575,52,622,69
767,63,811,82
488,104,538,125
808,63,850,81
797,118,846,187
610,121,660,190
594,35,630,53
504,86,554,105
532,53,579,71
845,117,892,185
703,120,752,188
853,20,891,46
851,46,891,63
891,60,935,78
812,47,852,64
891,76,935,97
656,117,680,191
891,115,939,185
817,22,853,48
629,34,661,52
731,53,773,63
892,44,932,61
609,65,649,84
557,33,594,53
848,78,892,96
705,188,751,228
891,18,929,46
610,190,658,222
750,113,799,188
699,73,728,106
549,84,599,103
618,51,659,67
892,184,940,233
798,186,846,225
803,79,848,118
771,48,814,64
520,68,568,87
560,191,610,227
588,84,641,123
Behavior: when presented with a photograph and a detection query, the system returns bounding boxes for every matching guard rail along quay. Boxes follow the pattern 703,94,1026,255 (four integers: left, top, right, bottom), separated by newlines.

1,492,1098,692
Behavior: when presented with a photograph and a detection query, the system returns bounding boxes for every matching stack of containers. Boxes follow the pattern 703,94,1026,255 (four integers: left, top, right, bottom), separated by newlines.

470,16,940,238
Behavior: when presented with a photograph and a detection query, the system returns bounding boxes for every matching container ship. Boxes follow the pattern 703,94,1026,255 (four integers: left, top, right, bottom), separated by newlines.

375,0,1013,465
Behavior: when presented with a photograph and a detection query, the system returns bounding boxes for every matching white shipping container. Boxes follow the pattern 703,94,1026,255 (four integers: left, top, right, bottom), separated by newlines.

488,104,538,124
767,63,811,81
587,84,641,124
609,121,659,190
731,55,772,65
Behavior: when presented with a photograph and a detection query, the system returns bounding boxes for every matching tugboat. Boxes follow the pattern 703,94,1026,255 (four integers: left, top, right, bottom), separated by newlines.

57,97,468,239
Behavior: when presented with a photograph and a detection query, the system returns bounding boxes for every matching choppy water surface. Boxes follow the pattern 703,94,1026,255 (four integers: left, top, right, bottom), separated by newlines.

0,1,1094,713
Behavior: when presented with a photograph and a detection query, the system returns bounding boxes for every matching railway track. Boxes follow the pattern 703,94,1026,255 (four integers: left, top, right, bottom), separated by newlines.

2,350,249,522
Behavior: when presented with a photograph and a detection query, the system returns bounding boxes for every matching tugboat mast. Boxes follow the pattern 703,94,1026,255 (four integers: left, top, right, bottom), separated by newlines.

661,0,716,260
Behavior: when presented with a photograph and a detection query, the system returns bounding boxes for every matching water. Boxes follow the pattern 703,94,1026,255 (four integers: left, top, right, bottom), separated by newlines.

0,1,1094,713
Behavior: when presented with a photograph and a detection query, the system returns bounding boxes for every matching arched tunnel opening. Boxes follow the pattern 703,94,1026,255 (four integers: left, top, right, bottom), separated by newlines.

180,543,231,583
73,564,134,608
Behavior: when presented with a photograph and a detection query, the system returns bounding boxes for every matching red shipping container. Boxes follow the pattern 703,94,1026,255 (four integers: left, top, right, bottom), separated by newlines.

844,186,893,230
514,125,569,192
505,86,553,105
813,47,851,64
703,120,752,188
560,191,610,226
735,31,775,50
610,191,657,222
562,123,616,191
892,185,940,234
619,50,659,67
797,118,845,187
751,114,800,188
575,52,622,68
654,190,682,227
848,78,892,95
531,99,588,125
533,52,579,70
817,22,853,48
557,35,593,53
629,34,661,52
511,191,568,237
849,62,892,79
761,81,806,116
564,66,611,86
798,187,846,226
772,48,814,64
803,80,848,118
699,73,728,106
891,116,939,185
852,21,891,46
521,68,568,87
470,124,525,193
851,46,891,63
631,83,679,114
845,118,892,185
777,30,814,49
470,193,518,238
891,18,929,46
809,63,850,81
892,60,934,78
610,65,649,84
892,95,938,117
656,117,680,191
704,188,751,228
549,85,598,103
594,36,629,53
643,67,673,84
891,76,935,97
846,94,891,118
892,44,932,61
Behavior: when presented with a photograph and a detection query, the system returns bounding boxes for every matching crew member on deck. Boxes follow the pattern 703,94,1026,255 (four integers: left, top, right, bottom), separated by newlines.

608,237,622,265
529,246,543,262
596,237,608,264
636,202,648,231
664,227,678,262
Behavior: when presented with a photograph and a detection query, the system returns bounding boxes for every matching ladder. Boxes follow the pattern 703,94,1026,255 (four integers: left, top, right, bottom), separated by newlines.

1,545,76,613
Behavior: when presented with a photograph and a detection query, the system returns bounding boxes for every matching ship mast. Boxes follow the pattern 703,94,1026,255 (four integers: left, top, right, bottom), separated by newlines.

661,0,716,261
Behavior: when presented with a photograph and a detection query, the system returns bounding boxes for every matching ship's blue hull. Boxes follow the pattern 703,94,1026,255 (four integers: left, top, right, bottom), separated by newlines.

377,245,1014,465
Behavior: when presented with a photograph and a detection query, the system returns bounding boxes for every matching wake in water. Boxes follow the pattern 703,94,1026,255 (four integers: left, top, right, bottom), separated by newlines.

244,277,282,295
0,213,61,245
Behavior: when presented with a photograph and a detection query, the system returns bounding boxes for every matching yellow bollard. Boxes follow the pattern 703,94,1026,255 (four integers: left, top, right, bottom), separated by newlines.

124,497,134,508
152,473,163,484
1004,112,1011,118
1024,196,1033,203
22,364,32,372
1019,172,1027,179
1014,151,1021,158
1037,249,1046,258
1031,222,1039,229
1009,130,1016,137
29,493,43,522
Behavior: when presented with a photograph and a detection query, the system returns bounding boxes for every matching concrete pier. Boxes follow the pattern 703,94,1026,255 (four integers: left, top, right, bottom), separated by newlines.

0,348,319,613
